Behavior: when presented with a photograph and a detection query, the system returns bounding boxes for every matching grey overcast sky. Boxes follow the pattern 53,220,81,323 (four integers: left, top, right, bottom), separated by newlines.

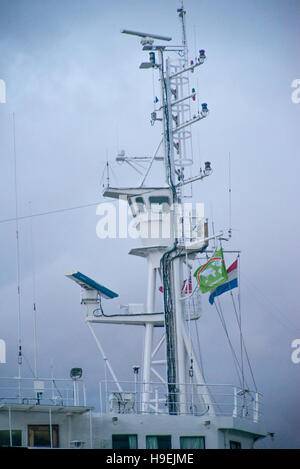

0,0,299,448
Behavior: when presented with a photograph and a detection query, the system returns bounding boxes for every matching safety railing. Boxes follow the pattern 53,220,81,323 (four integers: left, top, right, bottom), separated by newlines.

99,380,263,423
181,286,202,320
0,376,87,407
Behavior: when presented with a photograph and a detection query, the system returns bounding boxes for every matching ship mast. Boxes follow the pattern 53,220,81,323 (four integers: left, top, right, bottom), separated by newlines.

155,4,211,414
63,4,264,440
86,4,217,417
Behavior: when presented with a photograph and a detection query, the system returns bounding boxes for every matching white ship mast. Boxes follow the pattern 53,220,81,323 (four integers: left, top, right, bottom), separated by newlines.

74,4,223,417
65,4,261,425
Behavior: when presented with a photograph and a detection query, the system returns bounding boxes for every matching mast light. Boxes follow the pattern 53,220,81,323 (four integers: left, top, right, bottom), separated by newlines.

201,102,209,117
199,49,206,64
204,161,212,175
149,52,155,66
116,150,126,163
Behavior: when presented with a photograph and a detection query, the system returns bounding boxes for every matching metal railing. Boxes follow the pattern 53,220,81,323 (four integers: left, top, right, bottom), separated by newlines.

99,380,263,423
0,376,87,407
181,287,202,321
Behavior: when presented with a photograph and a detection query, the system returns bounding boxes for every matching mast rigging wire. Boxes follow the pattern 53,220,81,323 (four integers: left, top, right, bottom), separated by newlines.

214,298,245,389
0,201,100,225
230,292,258,392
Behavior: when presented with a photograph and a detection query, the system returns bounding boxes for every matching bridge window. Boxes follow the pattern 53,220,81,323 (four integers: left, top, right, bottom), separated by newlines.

149,196,170,213
112,434,138,449
135,197,146,212
180,436,205,449
146,435,172,449
0,430,22,447
28,425,59,448
230,440,242,449
128,197,146,217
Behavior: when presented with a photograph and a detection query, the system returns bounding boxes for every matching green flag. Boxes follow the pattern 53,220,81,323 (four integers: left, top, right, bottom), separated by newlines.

194,248,228,294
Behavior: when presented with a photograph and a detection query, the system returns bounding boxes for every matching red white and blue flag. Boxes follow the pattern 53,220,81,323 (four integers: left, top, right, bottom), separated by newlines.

209,259,238,305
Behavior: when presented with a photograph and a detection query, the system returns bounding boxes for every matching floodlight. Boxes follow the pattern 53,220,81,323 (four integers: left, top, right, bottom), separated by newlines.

70,367,83,380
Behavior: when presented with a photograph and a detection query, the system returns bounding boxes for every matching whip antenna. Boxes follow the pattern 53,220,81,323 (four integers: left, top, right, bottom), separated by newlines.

12,113,23,394
228,152,232,238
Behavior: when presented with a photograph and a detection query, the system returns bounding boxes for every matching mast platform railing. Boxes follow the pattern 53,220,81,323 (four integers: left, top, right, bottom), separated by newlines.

99,380,263,423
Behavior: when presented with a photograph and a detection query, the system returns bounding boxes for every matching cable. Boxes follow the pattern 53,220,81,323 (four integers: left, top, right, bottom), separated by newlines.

0,201,100,225
231,293,258,392
22,352,35,378
194,319,206,381
92,299,163,318
161,54,177,200
0,187,175,226
214,299,244,389
29,201,38,379
108,163,119,187
99,164,107,188
228,152,232,235
161,243,178,415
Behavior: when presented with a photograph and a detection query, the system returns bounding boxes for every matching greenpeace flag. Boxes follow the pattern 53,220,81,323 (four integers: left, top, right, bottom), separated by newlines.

209,259,238,305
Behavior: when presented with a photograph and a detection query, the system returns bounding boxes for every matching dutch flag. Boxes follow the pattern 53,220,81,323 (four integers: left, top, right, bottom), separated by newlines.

209,259,238,305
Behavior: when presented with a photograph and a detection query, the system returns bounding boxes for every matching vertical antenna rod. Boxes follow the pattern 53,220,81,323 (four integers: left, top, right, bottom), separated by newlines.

13,113,22,395
178,1,188,64
228,152,232,237
29,201,38,378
